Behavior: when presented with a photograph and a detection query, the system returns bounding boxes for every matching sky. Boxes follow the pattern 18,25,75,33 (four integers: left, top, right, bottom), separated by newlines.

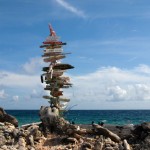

1,0,150,109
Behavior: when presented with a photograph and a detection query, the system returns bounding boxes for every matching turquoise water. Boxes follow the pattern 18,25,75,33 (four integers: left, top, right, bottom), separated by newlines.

6,110,150,126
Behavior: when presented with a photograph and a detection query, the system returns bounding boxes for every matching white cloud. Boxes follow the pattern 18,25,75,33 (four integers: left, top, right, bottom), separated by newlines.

55,0,86,18
107,86,127,101
0,71,40,88
0,69,46,109
12,95,19,101
30,89,43,99
22,57,44,74
68,65,150,105
0,90,7,99
134,64,150,74
1,63,150,109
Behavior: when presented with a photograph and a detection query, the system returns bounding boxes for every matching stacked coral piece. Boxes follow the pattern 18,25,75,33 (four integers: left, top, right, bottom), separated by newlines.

40,24,74,115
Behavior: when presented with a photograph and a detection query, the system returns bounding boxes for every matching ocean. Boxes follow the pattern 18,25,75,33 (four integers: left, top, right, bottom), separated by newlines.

6,110,150,126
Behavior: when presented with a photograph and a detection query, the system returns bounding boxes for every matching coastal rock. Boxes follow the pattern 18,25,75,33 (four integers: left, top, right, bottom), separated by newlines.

66,137,78,144
39,106,59,133
58,119,70,133
18,137,26,147
144,135,150,148
132,144,141,150
94,141,103,150
0,107,18,127
18,137,27,150
4,122,15,133
72,144,79,150
27,125,39,135
0,107,6,117
133,123,150,141
118,143,124,150
66,128,73,135
81,142,92,150
73,133,81,140
104,147,114,150
13,128,19,138
18,128,27,137
0,135,6,146
104,138,112,145
0,145,8,150
105,143,112,148
5,116,150,150
116,125,133,140
29,135,34,147
76,128,87,135
141,122,150,131
112,146,119,150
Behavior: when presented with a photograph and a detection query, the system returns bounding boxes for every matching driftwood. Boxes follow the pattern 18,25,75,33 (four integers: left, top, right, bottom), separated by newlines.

123,139,131,150
93,124,121,143
21,122,41,129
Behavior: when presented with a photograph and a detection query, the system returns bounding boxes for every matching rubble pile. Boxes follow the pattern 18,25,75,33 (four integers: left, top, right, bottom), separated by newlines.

1,107,150,150
1,119,150,149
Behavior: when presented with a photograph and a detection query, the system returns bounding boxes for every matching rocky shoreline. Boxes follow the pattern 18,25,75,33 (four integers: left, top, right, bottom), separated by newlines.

1,108,150,150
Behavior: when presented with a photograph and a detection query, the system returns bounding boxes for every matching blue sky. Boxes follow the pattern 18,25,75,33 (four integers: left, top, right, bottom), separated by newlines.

1,0,150,109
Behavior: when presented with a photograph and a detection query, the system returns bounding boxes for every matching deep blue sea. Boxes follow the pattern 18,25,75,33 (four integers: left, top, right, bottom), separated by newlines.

6,110,150,126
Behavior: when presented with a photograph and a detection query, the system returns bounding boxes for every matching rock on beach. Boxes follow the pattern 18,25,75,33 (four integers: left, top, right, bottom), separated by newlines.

0,107,18,127
1,107,150,150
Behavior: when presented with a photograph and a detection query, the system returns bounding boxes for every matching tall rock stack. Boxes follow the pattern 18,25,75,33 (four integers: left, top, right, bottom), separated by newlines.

40,24,74,116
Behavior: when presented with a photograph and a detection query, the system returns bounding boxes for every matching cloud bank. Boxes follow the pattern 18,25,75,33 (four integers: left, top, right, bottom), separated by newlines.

69,65,150,106
22,57,44,75
1,57,150,109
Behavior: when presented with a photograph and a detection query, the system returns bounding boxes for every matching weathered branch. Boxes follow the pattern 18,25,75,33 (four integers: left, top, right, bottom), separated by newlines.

92,124,121,143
